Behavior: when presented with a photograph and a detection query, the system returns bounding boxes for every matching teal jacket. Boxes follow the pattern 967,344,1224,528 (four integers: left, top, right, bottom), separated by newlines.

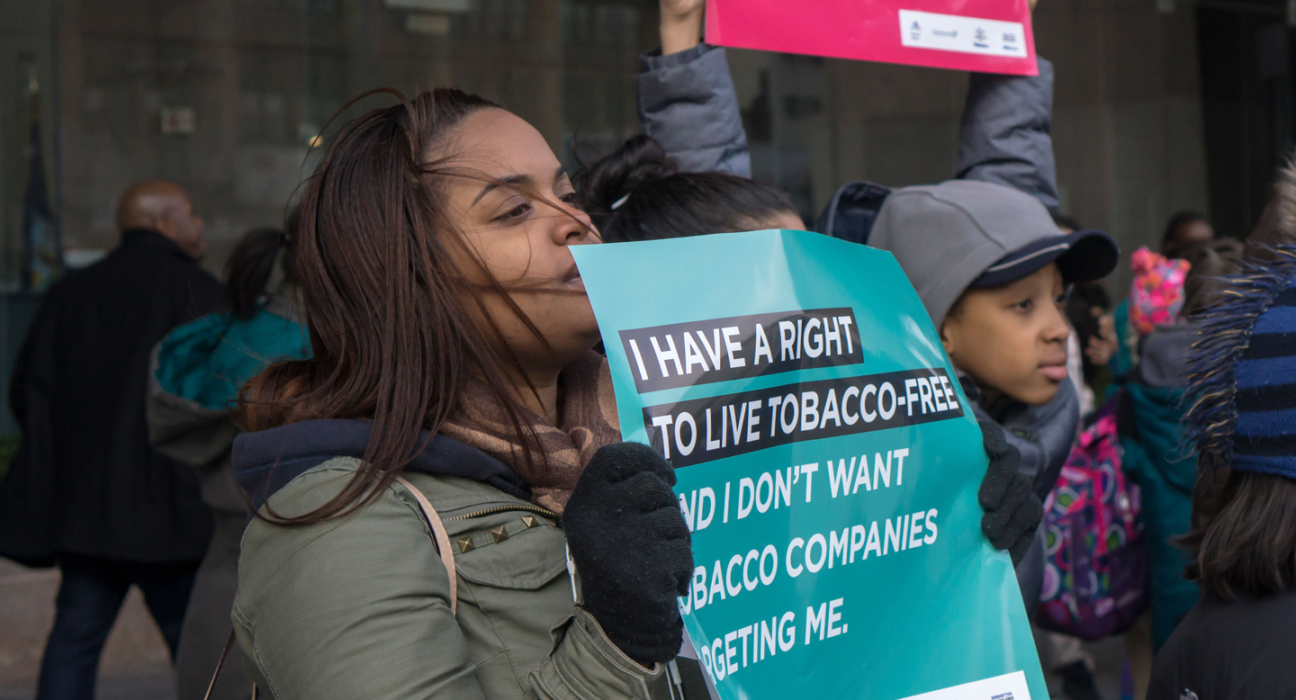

1117,323,1201,651
154,297,310,413
1109,299,1136,380
148,297,311,513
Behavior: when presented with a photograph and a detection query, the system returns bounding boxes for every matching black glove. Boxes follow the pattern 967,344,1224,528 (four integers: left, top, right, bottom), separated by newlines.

563,442,693,665
977,418,1043,567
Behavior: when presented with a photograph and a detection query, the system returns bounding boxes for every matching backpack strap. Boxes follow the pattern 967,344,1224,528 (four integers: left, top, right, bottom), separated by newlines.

396,476,457,615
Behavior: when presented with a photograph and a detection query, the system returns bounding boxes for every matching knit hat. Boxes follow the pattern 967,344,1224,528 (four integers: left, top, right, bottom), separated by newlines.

1185,245,1296,479
1129,247,1190,335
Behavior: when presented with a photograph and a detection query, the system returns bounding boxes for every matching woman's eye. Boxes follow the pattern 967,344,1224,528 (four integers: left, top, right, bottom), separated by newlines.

1012,299,1033,312
495,203,531,222
560,192,579,205
1054,294,1067,306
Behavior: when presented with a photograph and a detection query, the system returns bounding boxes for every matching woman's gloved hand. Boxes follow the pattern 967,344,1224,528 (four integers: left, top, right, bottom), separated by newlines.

976,418,1044,567
563,442,693,665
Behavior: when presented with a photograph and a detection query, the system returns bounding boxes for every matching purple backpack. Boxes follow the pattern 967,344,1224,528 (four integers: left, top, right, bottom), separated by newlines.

1036,403,1148,639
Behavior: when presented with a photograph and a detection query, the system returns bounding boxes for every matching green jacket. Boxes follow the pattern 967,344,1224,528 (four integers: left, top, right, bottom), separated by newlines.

233,456,675,700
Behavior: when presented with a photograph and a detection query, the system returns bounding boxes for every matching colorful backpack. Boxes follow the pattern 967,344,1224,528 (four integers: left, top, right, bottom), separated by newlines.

1036,400,1148,639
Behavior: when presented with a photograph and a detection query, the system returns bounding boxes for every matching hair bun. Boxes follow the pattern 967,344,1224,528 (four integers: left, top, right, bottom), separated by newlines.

575,135,679,214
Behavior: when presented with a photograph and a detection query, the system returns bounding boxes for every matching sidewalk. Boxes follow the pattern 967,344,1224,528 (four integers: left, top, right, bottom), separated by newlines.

0,560,174,699
0,670,175,700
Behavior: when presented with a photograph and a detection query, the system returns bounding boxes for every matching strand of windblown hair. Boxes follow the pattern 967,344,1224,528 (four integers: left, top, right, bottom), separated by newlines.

1182,245,1296,465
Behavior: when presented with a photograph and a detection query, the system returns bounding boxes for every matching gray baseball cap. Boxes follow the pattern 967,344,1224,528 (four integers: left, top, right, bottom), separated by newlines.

867,180,1118,326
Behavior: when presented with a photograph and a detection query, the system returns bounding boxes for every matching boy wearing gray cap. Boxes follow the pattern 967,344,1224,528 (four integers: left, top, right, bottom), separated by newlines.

869,179,1120,611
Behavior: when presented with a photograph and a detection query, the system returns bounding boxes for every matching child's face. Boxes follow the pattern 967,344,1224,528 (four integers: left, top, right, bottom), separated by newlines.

940,263,1071,406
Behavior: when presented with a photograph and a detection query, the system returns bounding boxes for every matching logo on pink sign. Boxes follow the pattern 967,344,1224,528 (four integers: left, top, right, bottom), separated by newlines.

705,0,1038,76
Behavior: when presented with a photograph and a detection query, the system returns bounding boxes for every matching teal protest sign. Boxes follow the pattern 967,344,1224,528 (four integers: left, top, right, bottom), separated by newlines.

572,230,1047,700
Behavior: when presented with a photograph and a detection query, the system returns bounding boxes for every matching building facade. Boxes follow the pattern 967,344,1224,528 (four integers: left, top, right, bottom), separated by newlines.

0,0,1290,300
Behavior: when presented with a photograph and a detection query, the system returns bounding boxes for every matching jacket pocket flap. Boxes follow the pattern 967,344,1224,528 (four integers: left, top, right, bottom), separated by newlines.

454,521,569,591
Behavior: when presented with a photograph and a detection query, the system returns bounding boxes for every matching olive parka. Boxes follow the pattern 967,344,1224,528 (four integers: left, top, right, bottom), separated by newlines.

231,420,679,700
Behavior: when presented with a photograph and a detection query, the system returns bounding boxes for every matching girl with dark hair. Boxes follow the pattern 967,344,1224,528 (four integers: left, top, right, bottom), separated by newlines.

574,134,803,241
146,224,310,700
1159,210,1214,258
221,226,297,320
1148,246,1296,699
226,89,694,700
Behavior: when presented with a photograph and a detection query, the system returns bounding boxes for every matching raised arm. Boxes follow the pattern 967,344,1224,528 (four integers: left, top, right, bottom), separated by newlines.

637,0,751,176
640,0,1058,210
955,3,1059,211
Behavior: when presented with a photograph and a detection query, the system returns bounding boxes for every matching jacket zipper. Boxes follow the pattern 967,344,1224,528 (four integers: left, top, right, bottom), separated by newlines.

444,504,559,523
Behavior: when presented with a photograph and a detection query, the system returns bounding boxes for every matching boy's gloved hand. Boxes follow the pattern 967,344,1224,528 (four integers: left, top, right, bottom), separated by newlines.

976,418,1044,566
563,442,693,665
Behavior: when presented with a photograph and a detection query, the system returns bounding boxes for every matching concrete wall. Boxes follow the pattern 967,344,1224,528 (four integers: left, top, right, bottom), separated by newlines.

1,0,1212,292
1046,0,1210,294
0,0,58,285
33,0,652,276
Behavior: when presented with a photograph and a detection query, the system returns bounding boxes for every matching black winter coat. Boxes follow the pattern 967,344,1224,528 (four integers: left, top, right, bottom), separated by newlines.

0,229,222,566
1150,591,1296,700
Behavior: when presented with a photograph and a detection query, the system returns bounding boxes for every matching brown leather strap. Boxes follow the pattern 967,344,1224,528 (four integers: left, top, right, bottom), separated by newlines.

203,630,259,700
396,476,458,615
203,631,237,700
202,480,457,700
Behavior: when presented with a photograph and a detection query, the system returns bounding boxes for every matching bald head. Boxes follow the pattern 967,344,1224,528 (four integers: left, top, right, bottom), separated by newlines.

117,180,206,259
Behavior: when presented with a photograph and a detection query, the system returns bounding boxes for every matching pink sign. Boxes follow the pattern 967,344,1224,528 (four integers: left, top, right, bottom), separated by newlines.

704,0,1038,76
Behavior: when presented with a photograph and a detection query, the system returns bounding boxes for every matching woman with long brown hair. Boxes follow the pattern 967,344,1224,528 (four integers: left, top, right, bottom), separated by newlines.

229,89,693,699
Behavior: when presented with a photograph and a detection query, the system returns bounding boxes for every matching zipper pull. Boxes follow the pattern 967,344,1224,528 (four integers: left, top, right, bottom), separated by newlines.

565,542,579,603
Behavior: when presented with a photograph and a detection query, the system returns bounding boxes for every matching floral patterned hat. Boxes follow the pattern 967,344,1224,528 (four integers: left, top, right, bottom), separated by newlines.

1129,247,1190,335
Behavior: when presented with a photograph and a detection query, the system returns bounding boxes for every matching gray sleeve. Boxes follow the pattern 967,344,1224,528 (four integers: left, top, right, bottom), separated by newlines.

956,57,1059,212
637,44,751,177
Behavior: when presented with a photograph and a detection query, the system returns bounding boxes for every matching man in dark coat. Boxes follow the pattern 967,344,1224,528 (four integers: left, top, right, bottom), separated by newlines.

0,180,222,700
